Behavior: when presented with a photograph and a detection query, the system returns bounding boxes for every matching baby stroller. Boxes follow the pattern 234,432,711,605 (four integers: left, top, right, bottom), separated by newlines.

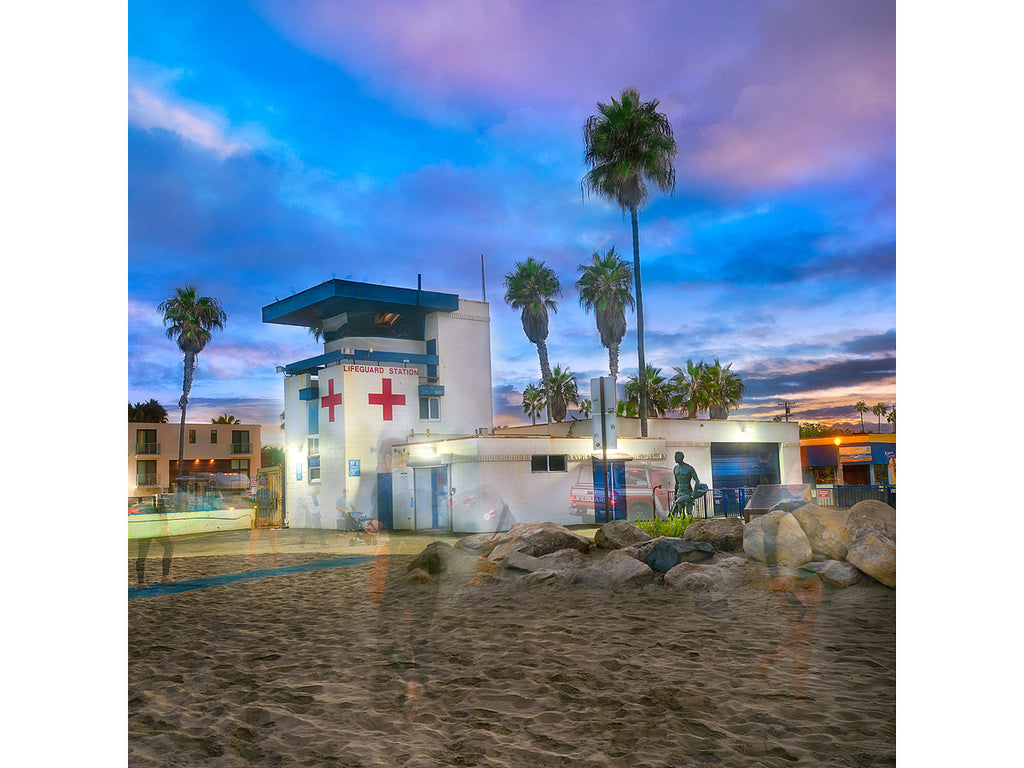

338,509,381,546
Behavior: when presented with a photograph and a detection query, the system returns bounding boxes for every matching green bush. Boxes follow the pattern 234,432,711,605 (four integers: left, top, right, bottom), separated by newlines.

634,515,694,538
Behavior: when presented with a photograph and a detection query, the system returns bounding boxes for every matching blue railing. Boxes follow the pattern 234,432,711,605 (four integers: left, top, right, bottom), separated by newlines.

665,484,895,519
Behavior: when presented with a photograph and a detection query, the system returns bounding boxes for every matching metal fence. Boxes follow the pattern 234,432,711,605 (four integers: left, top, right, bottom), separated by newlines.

666,484,895,519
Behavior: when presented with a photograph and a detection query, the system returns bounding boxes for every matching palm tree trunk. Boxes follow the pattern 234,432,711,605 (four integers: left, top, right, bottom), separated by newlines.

536,340,552,423
608,344,619,379
177,352,196,485
630,207,648,437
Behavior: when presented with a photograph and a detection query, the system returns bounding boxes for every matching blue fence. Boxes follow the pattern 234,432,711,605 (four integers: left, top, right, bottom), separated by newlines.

665,485,896,519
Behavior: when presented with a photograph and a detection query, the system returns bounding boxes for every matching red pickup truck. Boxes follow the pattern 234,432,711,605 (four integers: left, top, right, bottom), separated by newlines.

568,461,675,522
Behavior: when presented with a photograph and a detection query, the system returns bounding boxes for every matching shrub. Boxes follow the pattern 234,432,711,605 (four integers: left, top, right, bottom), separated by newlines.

635,515,694,538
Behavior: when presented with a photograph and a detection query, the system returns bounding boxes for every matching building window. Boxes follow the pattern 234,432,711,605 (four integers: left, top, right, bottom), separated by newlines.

188,429,197,444
231,430,251,454
210,429,217,444
135,429,158,454
531,454,567,473
231,459,250,480
419,396,440,420
136,460,157,486
308,400,319,435
308,455,321,482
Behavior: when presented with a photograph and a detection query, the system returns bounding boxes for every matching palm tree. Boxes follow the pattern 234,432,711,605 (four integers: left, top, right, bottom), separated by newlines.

547,365,580,422
854,401,869,433
576,246,634,378
129,398,169,423
504,258,561,422
704,359,745,419
211,414,240,424
624,365,674,418
577,398,593,418
670,360,709,418
886,404,896,432
159,285,227,482
521,384,546,426
583,87,677,438
872,402,888,432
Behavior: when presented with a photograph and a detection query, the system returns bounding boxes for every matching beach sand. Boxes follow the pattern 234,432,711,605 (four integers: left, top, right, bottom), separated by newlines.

129,537,895,767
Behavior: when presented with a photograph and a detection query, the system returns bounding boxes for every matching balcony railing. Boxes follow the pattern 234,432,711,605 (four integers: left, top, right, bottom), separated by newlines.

135,442,160,455
136,473,161,487
230,442,252,455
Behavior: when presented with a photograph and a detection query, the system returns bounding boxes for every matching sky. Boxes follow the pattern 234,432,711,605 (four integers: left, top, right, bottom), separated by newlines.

124,0,897,446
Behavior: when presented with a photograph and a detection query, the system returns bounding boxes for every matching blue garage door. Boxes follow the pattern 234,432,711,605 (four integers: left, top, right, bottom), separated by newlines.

711,443,780,489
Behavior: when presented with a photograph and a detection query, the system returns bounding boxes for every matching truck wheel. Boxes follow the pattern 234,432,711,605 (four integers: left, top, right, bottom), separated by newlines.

628,502,653,522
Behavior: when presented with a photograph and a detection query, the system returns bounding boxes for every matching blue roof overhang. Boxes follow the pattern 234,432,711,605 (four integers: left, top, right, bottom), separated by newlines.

262,279,460,329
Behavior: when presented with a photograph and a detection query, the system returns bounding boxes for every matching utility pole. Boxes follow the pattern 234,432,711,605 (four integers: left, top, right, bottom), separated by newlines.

777,401,795,421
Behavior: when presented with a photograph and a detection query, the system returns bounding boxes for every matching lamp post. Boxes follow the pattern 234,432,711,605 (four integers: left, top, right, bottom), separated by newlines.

833,437,842,487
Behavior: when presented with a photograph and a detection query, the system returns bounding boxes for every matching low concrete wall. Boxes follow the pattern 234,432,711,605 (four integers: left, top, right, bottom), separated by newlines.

128,509,255,539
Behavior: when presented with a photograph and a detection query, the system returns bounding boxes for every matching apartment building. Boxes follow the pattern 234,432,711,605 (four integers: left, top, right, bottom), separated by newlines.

128,421,262,498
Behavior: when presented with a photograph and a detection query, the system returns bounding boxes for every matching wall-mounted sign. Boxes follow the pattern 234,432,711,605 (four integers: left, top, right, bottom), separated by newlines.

348,459,361,477
839,446,872,463
295,462,303,481
815,489,832,499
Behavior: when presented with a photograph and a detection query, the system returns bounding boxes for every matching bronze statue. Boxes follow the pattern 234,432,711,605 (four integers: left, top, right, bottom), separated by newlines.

671,451,702,517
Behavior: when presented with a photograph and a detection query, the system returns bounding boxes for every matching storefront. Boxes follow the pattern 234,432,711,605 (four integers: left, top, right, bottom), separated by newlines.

801,435,895,487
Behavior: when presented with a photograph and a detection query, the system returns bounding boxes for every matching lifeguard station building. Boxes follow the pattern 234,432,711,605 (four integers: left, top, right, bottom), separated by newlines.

264,278,803,534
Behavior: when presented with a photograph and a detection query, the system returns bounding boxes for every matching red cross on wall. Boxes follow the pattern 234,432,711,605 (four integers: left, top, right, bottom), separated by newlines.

368,378,405,421
321,378,343,422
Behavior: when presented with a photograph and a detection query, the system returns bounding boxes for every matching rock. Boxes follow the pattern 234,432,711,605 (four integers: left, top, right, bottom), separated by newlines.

594,520,652,550
646,538,715,573
800,559,863,588
743,509,813,566
664,562,724,591
682,517,745,552
407,568,433,584
574,550,654,587
789,503,852,561
488,522,592,565
408,541,457,575
521,569,565,585
846,529,896,587
455,533,502,557
503,548,584,573
843,500,896,544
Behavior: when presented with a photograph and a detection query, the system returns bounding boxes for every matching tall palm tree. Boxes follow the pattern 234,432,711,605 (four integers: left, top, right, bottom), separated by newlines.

704,359,745,419
886,404,896,432
670,360,709,418
576,246,634,378
872,402,888,432
624,365,674,418
547,365,580,423
521,384,546,426
854,401,869,433
583,87,677,438
159,285,227,482
504,258,561,422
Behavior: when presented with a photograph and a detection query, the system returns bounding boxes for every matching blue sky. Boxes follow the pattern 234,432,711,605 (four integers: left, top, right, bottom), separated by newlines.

124,0,897,445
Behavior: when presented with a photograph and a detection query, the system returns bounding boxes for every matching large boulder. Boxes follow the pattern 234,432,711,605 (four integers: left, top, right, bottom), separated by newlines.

487,521,592,565
843,500,896,544
789,502,852,561
408,541,458,575
743,509,813,566
573,549,653,587
682,517,745,552
846,529,896,587
503,548,585,573
594,520,652,549
800,559,863,588
664,562,724,591
646,538,715,573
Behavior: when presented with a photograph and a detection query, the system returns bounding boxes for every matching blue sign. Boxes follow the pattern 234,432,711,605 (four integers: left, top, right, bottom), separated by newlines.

348,459,361,477
296,463,303,480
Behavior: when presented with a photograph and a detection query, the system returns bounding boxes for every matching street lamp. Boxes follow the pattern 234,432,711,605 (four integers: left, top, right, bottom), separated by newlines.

833,437,842,486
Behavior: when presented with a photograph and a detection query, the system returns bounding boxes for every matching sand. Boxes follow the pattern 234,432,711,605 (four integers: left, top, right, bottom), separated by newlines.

129,537,895,767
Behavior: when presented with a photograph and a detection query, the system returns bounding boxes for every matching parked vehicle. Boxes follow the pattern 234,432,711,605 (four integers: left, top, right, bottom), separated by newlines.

569,462,675,522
